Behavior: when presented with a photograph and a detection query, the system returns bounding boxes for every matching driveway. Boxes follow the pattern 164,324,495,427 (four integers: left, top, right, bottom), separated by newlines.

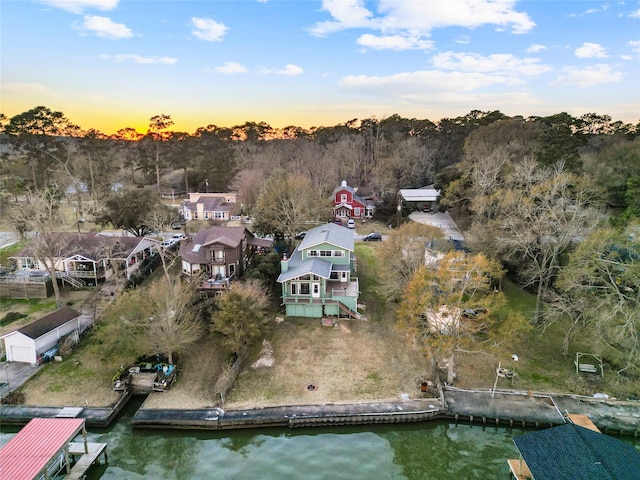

409,211,465,241
0,361,42,397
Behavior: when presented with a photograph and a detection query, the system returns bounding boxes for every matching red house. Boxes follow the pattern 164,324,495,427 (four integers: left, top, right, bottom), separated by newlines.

332,180,375,219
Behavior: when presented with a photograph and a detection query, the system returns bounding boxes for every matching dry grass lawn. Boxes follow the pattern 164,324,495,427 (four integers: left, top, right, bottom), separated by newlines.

223,316,431,409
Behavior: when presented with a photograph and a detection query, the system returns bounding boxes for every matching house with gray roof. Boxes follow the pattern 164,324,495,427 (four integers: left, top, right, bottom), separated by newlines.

179,226,272,295
8,233,159,289
180,192,238,222
277,222,360,319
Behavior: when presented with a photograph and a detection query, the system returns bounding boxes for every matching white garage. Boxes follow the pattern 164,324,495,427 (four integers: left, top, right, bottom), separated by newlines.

1,307,83,364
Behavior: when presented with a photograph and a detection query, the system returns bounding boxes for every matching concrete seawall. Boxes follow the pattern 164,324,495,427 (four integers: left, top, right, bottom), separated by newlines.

2,388,639,436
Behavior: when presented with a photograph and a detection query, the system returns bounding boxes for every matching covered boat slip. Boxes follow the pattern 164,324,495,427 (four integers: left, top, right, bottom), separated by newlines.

508,414,640,480
0,417,107,480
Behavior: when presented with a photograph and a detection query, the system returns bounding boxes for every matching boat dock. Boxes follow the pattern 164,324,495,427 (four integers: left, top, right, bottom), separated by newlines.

0,417,108,480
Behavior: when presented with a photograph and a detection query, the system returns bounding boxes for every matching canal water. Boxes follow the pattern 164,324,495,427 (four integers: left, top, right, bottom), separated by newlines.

1,397,639,479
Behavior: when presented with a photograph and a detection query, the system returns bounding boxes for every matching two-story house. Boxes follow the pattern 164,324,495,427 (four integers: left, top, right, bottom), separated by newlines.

277,223,360,319
180,192,238,222
179,226,272,295
332,180,375,220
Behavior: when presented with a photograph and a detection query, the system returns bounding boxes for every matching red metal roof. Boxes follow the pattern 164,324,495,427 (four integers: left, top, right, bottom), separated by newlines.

0,417,85,480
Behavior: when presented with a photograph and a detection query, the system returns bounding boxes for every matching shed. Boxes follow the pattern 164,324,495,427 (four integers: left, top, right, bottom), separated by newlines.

511,422,640,479
1,307,82,364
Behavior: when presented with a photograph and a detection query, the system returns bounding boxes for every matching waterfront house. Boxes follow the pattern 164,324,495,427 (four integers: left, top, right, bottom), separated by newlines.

277,222,360,319
7,233,159,289
179,226,272,295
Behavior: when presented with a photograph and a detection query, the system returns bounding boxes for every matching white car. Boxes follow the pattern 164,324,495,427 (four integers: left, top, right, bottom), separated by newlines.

347,219,356,229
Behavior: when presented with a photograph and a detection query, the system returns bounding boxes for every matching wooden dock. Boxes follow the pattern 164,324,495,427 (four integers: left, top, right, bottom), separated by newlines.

507,458,533,479
66,441,108,480
566,413,600,432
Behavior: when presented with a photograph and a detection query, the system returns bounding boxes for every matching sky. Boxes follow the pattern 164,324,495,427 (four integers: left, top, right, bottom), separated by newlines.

2,0,639,135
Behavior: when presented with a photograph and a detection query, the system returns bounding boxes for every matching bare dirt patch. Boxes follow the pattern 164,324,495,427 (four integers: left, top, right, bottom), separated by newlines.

223,316,432,409
141,337,227,409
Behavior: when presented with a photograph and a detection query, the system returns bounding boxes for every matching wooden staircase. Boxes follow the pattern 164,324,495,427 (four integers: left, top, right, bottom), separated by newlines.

338,301,363,320
56,272,86,288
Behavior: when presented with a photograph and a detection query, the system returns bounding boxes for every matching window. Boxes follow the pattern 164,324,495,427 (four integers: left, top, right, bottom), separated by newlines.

228,264,235,277
291,283,297,295
299,283,310,295
320,250,332,257
308,250,318,257
204,212,209,219
333,251,344,257
354,207,360,216
341,193,347,202
330,272,339,280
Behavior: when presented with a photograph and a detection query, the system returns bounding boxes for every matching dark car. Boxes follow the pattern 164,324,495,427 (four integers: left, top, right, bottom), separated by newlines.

294,231,307,239
363,232,382,241
421,204,433,212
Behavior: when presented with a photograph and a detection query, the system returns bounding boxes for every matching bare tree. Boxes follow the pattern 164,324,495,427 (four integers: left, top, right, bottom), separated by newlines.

6,190,71,306
143,279,204,365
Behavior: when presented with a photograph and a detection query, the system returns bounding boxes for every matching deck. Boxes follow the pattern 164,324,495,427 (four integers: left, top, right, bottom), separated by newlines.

507,458,532,479
66,442,108,480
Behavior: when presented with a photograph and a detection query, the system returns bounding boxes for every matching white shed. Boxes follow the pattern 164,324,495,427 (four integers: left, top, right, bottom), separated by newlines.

1,307,82,364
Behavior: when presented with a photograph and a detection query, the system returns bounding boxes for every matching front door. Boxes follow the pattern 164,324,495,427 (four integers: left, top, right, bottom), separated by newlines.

312,282,320,298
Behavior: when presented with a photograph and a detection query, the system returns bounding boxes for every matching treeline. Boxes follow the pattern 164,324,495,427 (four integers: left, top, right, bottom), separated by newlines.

1,107,638,211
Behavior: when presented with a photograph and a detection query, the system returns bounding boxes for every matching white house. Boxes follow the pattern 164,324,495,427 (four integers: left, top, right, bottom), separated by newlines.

1,307,85,364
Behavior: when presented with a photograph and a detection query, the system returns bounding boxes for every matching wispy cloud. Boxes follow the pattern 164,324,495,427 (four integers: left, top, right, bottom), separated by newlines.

552,64,623,87
357,34,434,51
213,62,248,74
630,7,640,18
100,53,177,64
432,52,551,77
191,17,228,42
261,64,304,76
628,40,640,55
37,0,118,14
585,3,611,14
575,42,608,58
73,15,133,39
1,82,55,95
310,0,535,52
527,43,547,53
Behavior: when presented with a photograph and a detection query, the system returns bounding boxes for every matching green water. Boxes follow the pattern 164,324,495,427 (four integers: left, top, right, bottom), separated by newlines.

2,398,639,479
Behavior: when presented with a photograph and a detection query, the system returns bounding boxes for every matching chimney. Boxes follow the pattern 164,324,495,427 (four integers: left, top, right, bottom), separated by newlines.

281,253,288,272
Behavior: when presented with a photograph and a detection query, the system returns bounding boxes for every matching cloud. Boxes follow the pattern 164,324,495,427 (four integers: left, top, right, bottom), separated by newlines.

191,17,228,42
585,3,611,14
339,70,513,97
73,15,133,39
276,64,304,76
100,53,177,64
630,8,640,18
527,43,547,53
310,0,535,50
552,64,623,87
37,0,118,14
628,40,640,55
214,62,248,74
575,42,608,58
432,51,551,77
455,35,471,45
357,34,434,51
1,82,55,95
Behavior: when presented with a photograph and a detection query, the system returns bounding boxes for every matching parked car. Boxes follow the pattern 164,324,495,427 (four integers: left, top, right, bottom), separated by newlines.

347,219,356,229
421,205,433,212
363,232,382,241
172,233,187,241
333,217,342,224
295,231,307,239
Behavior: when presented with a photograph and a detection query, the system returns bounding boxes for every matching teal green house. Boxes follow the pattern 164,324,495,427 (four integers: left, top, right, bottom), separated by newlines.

277,223,360,319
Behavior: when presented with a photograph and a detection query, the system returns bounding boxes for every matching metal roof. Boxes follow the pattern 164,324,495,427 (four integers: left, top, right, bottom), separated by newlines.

0,417,85,480
513,423,640,480
399,188,440,202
